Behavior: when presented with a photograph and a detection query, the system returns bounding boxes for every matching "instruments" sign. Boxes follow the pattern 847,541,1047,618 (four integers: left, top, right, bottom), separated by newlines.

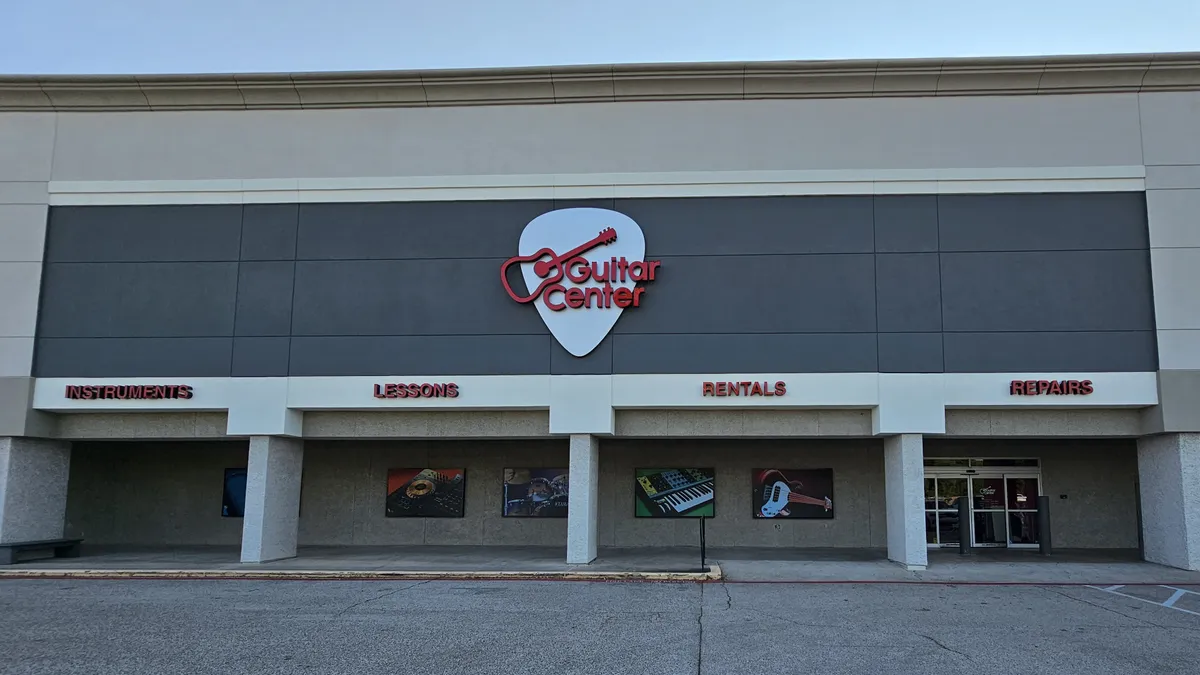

65,384,194,400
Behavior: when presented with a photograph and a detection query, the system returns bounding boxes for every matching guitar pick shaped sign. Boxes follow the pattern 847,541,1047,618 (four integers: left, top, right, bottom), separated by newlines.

500,208,661,357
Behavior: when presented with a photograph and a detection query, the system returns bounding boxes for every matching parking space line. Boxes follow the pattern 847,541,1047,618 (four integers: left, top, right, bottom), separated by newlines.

1085,585,1200,618
1163,589,1187,608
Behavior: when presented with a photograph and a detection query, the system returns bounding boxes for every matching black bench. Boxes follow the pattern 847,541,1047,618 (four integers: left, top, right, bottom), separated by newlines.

0,538,83,565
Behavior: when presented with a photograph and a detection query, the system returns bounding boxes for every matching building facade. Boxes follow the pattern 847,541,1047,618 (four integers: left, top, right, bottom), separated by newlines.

0,53,1198,570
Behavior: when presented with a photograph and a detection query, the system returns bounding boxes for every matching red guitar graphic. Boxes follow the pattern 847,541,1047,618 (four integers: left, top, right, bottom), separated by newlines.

500,227,618,304
759,483,833,517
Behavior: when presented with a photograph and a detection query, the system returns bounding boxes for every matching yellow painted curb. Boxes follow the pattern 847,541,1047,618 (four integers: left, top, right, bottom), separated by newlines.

0,563,721,582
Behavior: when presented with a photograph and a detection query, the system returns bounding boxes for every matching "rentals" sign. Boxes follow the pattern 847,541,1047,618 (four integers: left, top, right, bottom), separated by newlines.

703,381,787,397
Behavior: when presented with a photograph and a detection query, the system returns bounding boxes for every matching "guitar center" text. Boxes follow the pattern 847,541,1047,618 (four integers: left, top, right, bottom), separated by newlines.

543,257,662,311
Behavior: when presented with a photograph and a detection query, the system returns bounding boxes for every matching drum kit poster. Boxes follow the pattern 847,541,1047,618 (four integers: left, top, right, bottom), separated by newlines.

502,468,569,517
385,468,467,518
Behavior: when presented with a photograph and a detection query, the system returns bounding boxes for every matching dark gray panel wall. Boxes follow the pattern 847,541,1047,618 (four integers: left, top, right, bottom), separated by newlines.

612,254,878,334
34,193,1155,377
290,259,539,336
39,263,239,337
44,205,243,262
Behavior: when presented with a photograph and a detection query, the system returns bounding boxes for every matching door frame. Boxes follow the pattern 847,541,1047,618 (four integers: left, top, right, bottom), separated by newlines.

967,472,1041,549
925,459,1042,549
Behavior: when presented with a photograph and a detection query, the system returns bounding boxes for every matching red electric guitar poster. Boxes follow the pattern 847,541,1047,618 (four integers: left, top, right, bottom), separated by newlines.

752,469,835,519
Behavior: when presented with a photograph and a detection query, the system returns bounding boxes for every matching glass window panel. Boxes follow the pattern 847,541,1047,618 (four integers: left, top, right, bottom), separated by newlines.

1009,512,1039,545
925,459,969,467
1006,477,1038,510
971,478,1005,510
925,512,939,544
973,511,1007,545
938,511,962,545
970,459,1039,467
937,478,967,510
924,478,937,509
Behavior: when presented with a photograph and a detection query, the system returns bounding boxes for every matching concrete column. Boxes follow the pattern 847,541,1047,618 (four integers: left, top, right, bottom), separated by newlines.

1137,433,1200,571
0,437,71,543
566,434,599,564
884,433,928,571
240,436,304,563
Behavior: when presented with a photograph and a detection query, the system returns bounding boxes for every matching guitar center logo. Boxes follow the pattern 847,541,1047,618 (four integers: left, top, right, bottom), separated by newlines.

500,208,661,357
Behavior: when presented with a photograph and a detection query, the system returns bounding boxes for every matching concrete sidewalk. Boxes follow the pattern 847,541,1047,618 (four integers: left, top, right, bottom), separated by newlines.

2,545,1198,585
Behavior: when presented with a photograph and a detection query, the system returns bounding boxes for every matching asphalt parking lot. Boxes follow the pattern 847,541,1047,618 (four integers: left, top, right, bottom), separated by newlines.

1,579,1197,675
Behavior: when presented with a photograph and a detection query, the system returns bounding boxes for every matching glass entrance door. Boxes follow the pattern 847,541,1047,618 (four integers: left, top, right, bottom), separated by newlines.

924,476,967,546
1005,476,1040,547
925,462,1041,549
969,474,1041,548
970,476,1007,546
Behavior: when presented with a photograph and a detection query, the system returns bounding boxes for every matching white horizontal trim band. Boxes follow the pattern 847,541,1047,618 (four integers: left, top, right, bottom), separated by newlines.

46,167,1148,205
32,372,1159,436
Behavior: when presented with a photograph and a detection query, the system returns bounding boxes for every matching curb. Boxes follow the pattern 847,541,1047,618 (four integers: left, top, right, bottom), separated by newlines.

0,563,722,583
715,579,1200,586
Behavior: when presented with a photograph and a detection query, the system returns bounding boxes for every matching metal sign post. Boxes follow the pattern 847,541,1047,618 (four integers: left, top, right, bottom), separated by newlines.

958,498,971,555
1037,495,1053,556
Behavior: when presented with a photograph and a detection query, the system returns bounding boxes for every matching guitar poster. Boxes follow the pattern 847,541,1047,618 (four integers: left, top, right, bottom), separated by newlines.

634,468,715,518
502,468,569,517
752,469,835,519
385,468,466,518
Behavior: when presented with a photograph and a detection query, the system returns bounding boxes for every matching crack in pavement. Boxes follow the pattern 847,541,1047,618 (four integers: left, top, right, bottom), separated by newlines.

919,634,972,660
719,580,732,611
332,581,431,621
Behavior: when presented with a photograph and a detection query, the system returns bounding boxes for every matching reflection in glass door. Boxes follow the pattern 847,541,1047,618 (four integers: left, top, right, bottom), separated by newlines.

970,477,1007,546
924,477,966,546
1006,476,1040,547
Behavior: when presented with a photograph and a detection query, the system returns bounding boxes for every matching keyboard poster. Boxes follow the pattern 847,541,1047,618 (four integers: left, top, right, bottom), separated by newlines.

634,468,715,518
752,468,835,519
385,468,466,518
502,468,569,517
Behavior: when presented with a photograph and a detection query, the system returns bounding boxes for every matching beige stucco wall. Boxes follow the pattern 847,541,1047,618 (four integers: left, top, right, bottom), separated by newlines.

598,438,887,548
66,438,886,547
63,437,1139,549
64,440,247,545
296,440,569,546
925,438,1140,549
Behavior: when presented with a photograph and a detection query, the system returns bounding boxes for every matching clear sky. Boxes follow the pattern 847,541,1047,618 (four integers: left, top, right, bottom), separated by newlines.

3,0,1199,75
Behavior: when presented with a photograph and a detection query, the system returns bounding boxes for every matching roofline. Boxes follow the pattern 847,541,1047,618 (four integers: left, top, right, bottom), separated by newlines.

3,51,1199,112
